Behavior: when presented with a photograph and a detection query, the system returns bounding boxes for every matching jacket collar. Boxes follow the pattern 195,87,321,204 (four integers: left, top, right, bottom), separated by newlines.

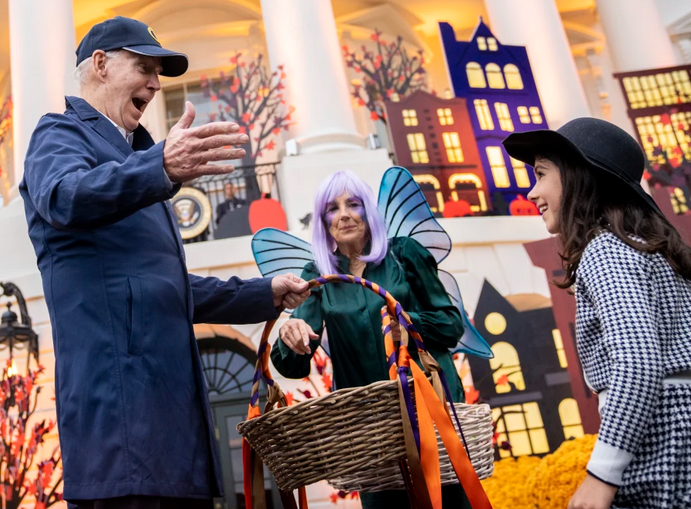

64,96,155,155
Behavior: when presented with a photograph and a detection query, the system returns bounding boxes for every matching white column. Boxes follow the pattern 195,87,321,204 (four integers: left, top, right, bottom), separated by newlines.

8,0,76,194
483,0,591,128
595,0,678,72
259,0,363,154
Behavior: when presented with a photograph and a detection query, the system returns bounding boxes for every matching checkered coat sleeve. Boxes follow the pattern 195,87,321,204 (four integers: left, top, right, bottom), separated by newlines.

576,232,677,486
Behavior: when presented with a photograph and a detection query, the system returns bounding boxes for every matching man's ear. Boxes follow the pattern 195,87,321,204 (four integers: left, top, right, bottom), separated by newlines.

92,50,109,83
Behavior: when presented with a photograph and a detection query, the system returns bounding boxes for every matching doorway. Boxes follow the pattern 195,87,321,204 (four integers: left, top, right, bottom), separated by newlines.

199,336,281,509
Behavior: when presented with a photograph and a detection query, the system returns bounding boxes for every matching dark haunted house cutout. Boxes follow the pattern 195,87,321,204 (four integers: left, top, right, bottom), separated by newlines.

467,281,583,458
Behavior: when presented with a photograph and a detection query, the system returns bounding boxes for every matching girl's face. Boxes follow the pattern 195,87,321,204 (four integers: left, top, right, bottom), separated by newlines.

324,192,368,249
527,158,563,234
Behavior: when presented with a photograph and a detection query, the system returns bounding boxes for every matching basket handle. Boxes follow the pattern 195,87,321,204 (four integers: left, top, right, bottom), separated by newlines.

243,274,493,509
250,274,444,412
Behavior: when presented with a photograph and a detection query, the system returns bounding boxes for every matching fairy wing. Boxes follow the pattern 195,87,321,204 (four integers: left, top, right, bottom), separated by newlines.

377,166,452,263
251,228,314,278
438,270,494,359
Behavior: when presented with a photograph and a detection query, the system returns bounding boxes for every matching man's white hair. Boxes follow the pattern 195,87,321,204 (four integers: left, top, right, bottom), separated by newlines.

74,50,124,91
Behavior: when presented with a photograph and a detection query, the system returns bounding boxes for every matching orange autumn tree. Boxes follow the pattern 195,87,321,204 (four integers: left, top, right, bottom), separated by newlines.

200,53,295,199
343,29,427,124
0,361,62,508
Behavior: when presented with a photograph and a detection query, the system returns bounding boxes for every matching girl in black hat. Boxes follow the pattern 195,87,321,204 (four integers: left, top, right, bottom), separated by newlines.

504,118,691,509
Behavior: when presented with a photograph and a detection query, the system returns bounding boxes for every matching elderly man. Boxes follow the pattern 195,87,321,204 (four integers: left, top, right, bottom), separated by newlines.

19,16,308,509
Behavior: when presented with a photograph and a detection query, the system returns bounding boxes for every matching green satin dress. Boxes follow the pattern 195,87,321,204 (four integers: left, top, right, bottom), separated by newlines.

270,237,471,509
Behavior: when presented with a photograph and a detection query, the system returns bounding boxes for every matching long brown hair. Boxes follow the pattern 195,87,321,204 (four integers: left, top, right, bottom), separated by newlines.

541,152,691,288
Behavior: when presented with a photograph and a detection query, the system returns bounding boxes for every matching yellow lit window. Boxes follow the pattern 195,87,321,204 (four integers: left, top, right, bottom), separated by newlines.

517,106,531,124
486,63,506,89
529,107,543,124
474,99,494,130
477,37,487,51
672,188,689,215
402,109,418,127
413,174,444,213
504,64,524,90
493,402,550,458
636,112,691,163
442,132,464,163
444,89,453,99
407,133,429,164
552,329,568,368
486,147,510,188
437,108,454,126
559,399,584,440
495,102,514,132
489,341,525,393
511,158,531,188
391,92,400,102
623,71,691,109
488,37,498,51
449,174,488,212
466,62,487,88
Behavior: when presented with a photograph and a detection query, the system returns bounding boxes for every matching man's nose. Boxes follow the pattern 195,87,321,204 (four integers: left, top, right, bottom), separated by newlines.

149,75,161,91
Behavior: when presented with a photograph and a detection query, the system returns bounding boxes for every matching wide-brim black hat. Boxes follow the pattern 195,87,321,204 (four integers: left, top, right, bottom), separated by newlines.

503,117,661,215
76,16,188,77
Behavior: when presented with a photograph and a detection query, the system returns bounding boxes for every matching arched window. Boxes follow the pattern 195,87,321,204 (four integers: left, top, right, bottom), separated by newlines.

486,63,505,89
504,64,524,90
449,174,488,212
466,62,486,88
488,341,525,393
559,398,584,440
413,174,445,213
198,336,257,395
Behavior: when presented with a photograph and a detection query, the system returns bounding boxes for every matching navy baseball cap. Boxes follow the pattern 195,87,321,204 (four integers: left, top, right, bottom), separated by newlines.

76,17,188,77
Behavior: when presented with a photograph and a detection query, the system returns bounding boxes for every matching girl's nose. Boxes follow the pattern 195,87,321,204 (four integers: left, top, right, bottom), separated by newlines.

527,185,538,202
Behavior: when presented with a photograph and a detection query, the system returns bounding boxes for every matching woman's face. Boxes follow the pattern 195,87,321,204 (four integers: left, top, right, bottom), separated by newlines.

324,192,368,249
527,158,563,234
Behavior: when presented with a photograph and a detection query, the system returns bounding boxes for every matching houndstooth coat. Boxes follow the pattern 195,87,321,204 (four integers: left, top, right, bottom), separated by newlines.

575,231,691,508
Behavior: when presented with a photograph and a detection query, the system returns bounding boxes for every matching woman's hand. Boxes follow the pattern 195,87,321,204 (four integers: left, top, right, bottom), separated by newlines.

568,474,618,509
279,318,319,355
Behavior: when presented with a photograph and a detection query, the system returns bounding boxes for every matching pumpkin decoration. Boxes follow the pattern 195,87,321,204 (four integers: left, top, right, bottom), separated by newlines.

509,195,539,216
443,199,474,218
249,194,288,232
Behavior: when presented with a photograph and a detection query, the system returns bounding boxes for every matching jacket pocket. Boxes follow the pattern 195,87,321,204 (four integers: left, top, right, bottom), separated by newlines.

126,276,143,355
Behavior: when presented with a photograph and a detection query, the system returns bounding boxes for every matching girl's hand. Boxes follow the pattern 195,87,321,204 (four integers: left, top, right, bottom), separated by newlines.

567,474,618,509
279,318,318,355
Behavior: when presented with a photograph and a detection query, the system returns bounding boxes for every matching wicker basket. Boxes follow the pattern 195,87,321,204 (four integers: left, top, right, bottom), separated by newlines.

237,275,495,494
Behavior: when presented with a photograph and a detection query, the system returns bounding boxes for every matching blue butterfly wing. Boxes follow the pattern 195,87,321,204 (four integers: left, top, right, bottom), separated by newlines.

251,228,314,278
438,270,494,359
377,166,451,263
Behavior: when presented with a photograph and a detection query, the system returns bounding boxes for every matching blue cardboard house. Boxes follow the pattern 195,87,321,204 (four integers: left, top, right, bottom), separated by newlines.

439,19,548,208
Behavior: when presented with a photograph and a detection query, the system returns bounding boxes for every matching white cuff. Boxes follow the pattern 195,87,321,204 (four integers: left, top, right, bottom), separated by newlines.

586,439,633,487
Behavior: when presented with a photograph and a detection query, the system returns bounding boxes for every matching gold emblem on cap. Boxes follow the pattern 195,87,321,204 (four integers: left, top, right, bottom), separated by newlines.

147,26,159,43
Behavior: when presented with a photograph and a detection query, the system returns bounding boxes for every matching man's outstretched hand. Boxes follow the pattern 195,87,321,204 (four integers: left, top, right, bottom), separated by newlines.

271,273,310,309
163,101,248,182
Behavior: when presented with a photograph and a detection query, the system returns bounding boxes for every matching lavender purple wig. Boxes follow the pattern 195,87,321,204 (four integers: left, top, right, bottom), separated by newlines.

312,171,388,276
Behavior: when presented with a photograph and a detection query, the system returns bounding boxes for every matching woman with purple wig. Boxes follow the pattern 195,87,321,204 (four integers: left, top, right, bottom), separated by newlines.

270,171,471,509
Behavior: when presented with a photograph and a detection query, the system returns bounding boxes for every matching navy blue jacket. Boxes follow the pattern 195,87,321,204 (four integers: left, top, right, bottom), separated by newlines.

19,96,278,501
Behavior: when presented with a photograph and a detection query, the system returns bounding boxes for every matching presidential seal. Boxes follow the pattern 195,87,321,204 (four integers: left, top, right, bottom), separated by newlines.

171,187,212,240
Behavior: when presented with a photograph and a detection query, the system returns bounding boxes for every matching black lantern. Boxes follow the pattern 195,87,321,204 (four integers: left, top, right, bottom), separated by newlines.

0,282,39,372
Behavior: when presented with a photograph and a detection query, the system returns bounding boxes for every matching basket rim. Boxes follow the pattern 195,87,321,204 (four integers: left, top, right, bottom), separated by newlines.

237,376,492,434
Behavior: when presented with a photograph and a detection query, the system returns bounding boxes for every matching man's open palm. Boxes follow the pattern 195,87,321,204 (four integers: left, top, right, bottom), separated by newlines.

163,101,248,182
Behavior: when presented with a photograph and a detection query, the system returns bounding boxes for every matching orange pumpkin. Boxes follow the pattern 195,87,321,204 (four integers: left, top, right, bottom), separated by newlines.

249,196,288,232
509,195,539,216
443,199,473,218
